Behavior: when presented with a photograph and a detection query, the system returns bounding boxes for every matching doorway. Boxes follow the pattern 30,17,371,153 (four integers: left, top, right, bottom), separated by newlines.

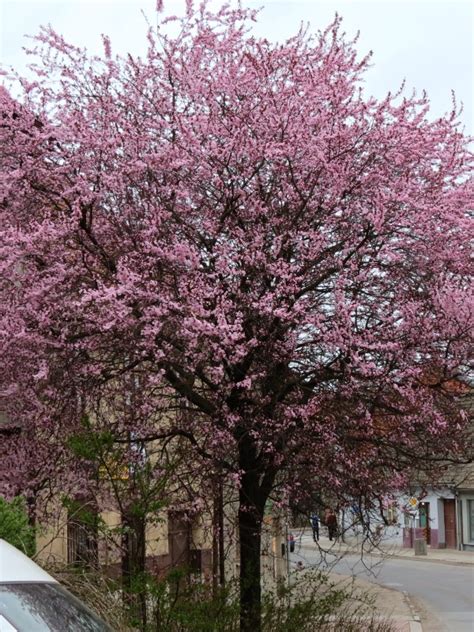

168,512,191,569
418,502,431,544
443,499,457,548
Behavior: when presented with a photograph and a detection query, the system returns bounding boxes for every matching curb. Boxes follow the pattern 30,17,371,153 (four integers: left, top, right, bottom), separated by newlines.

391,616,423,632
320,615,422,631
402,591,423,630
383,553,473,568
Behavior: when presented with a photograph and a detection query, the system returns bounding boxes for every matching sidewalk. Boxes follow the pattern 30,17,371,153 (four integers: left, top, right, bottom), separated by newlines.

325,571,423,632
376,543,474,565
289,562,423,632
290,533,427,631
293,529,474,566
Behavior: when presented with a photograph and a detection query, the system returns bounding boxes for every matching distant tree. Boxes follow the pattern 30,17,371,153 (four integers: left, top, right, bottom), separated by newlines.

0,3,472,630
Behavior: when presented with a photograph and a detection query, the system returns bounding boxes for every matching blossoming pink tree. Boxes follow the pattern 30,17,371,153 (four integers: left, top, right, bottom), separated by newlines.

0,3,472,629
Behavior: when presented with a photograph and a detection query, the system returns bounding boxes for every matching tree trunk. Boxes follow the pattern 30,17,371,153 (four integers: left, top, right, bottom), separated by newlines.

212,475,225,594
122,507,147,630
236,425,277,632
218,477,225,586
26,492,36,531
239,500,263,632
212,478,220,596
238,472,265,632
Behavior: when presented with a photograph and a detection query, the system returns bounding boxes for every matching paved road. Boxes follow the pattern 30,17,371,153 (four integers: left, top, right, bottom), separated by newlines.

292,540,474,632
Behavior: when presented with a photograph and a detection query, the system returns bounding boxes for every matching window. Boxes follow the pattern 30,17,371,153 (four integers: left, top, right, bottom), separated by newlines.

418,502,429,529
385,504,398,525
468,500,474,542
0,583,111,631
67,501,98,567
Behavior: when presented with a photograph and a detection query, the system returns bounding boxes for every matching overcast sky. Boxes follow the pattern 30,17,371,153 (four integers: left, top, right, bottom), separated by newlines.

1,0,472,132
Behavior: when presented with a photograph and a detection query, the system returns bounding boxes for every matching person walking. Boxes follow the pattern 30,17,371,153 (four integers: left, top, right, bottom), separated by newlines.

310,513,320,541
326,510,338,541
288,532,295,553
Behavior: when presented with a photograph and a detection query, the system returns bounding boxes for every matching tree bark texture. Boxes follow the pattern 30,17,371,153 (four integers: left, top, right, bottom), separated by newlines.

238,488,263,632
121,507,147,630
238,434,269,632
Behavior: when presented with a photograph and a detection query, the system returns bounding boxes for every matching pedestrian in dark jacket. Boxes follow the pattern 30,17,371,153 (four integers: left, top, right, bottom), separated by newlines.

326,510,338,541
310,513,320,541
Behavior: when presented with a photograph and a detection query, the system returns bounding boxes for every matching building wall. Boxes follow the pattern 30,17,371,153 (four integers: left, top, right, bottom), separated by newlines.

35,505,212,574
145,520,169,558
36,507,68,564
261,514,287,588
398,488,473,550
459,492,474,551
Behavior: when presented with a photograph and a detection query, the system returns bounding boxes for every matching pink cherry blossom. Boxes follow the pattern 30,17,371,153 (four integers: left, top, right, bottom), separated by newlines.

0,3,472,630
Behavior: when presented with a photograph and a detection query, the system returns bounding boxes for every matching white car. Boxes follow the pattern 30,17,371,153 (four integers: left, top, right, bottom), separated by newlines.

0,539,113,631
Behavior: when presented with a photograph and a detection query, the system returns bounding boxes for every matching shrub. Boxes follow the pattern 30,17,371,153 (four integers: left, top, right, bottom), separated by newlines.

44,563,397,632
0,496,35,556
